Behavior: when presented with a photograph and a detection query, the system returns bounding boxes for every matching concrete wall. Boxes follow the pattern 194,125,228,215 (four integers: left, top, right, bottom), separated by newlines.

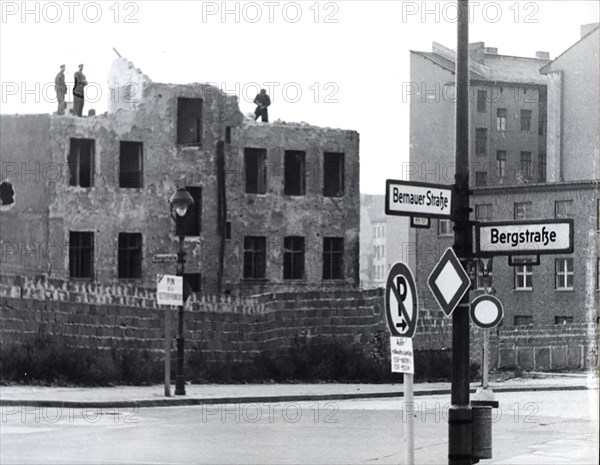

1,275,597,371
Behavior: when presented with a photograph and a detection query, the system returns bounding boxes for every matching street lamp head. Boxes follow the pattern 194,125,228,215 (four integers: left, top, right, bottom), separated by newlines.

169,187,194,220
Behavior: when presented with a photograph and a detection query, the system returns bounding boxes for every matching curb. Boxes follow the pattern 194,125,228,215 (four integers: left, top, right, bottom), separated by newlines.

0,384,594,409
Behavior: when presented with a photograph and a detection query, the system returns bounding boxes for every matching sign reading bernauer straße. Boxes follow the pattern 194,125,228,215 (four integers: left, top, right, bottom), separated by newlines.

476,219,574,256
385,179,452,218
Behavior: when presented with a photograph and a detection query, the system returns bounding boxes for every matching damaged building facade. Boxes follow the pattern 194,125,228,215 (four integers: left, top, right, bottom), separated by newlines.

0,59,360,295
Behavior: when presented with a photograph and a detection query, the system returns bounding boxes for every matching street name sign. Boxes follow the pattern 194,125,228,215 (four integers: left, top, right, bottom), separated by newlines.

390,337,414,374
470,295,504,329
385,179,452,219
476,219,573,257
428,247,471,317
153,254,178,263
385,262,418,338
156,274,183,306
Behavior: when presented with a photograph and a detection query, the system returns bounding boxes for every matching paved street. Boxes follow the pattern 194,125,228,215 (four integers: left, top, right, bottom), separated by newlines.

1,389,597,465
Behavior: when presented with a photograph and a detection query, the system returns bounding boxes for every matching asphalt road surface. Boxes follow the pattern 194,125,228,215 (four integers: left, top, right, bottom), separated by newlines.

1,389,598,465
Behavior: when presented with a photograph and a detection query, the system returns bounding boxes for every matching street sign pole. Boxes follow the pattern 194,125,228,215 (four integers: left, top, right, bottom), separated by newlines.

449,1,473,464
164,309,171,397
404,370,415,465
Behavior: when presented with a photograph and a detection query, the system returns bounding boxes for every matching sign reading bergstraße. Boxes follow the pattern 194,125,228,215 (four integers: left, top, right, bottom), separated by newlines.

385,179,452,219
476,219,574,256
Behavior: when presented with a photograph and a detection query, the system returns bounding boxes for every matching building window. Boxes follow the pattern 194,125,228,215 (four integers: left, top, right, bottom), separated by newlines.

177,97,202,146
68,138,95,187
475,171,487,187
554,200,573,218
119,141,143,188
243,236,266,279
475,128,487,156
225,221,232,240
597,258,600,291
475,204,492,221
69,231,94,279
539,115,547,135
555,258,574,290
554,316,573,325
438,219,453,236
184,273,202,294
496,108,506,131
176,187,202,237
244,148,267,194
475,260,493,290
539,152,546,182
118,233,142,279
598,199,600,230
520,151,533,180
514,315,533,326
284,236,305,280
323,152,345,197
515,265,533,290
477,90,487,113
496,150,506,179
520,110,532,131
323,237,344,280
284,150,306,195
514,202,532,220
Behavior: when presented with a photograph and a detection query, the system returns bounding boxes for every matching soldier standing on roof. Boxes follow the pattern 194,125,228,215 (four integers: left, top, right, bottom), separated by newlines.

54,65,67,115
253,89,271,123
73,64,87,117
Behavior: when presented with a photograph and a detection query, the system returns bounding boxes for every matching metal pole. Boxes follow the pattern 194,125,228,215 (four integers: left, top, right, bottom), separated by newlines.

175,235,186,396
483,329,489,390
164,308,171,397
404,373,415,465
449,1,473,464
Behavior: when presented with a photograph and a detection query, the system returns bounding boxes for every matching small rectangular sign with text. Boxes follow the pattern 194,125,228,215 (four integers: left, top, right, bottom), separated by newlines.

390,336,414,374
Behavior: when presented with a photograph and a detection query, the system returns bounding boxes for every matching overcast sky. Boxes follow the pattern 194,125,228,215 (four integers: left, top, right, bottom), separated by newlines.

1,1,598,193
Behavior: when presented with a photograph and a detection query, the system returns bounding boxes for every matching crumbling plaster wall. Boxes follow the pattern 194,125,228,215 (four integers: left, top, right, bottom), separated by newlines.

47,82,243,289
226,122,360,294
0,115,53,275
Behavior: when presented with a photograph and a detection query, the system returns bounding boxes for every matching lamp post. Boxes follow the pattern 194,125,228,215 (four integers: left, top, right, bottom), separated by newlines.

169,187,194,396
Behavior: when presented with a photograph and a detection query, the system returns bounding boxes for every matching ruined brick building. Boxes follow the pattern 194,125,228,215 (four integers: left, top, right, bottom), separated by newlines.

0,58,360,296
409,25,599,326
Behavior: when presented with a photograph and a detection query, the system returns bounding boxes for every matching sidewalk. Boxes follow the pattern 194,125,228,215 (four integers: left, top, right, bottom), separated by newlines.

1,372,597,408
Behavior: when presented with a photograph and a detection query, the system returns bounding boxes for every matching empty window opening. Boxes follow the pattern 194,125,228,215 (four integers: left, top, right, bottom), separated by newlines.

323,237,344,280
284,236,305,280
554,316,573,325
176,186,202,237
244,148,267,194
184,273,202,294
68,138,95,187
243,236,266,279
0,182,15,205
69,231,94,279
118,233,142,279
514,315,533,326
177,97,202,146
119,141,143,188
284,150,306,195
323,152,345,197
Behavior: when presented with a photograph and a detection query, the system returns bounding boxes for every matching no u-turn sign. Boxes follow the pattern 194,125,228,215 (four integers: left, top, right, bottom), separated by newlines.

385,262,418,338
